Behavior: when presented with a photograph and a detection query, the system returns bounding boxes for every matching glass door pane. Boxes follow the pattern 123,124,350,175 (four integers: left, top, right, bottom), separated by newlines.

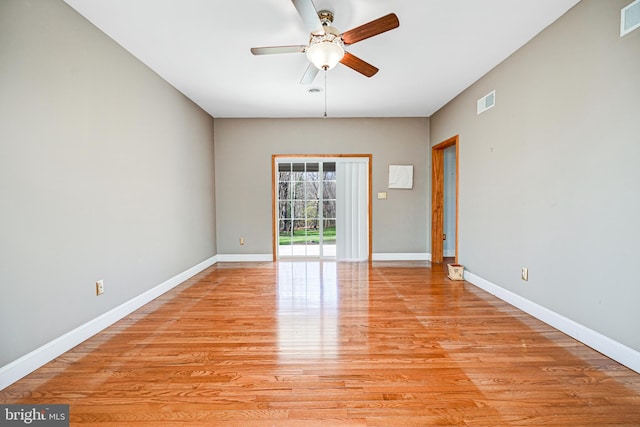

292,163,307,256
277,160,336,259
322,163,336,258
277,163,294,256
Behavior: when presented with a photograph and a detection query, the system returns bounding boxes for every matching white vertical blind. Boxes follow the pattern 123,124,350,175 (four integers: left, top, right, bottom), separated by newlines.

336,159,369,261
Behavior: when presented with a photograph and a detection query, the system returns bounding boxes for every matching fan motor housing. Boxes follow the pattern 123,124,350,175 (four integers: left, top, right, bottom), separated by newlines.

318,10,335,26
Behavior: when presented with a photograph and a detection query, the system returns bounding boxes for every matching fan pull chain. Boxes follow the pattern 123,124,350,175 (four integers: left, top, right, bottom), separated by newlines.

323,68,328,118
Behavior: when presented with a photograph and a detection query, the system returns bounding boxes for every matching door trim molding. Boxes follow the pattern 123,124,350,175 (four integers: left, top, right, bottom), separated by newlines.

272,154,372,262
431,136,459,264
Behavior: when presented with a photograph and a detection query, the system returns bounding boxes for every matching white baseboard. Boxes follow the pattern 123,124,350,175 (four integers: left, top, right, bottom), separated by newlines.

218,253,434,262
217,254,273,262
443,249,456,257
0,255,218,391
372,253,431,261
464,270,640,374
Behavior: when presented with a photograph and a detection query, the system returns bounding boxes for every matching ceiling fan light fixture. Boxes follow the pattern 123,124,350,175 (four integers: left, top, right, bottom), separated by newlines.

306,29,344,70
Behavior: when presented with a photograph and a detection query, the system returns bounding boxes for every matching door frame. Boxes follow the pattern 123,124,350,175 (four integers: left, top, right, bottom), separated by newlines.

272,154,372,262
431,135,459,264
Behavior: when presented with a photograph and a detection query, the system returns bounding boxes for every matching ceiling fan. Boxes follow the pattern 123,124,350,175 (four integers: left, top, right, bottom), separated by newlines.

250,0,399,84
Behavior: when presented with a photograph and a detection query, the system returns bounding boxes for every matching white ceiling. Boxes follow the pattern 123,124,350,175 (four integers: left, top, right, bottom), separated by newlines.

63,0,580,118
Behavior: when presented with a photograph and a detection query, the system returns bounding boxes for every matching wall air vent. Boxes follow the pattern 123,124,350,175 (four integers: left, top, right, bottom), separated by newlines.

477,90,496,115
621,0,640,37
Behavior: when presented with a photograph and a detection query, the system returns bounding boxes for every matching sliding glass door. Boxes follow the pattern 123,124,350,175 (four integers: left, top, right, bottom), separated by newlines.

275,156,370,261
277,161,336,258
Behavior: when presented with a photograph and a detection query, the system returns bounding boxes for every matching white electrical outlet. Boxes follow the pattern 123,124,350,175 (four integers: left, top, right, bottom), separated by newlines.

521,268,528,281
96,280,104,295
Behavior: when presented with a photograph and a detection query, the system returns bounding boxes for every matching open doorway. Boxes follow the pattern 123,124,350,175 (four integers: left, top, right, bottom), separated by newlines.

431,136,459,264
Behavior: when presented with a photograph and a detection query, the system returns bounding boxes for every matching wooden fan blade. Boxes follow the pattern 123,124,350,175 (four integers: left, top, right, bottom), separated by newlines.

250,45,307,55
340,52,378,77
341,13,399,45
300,63,319,85
291,0,324,35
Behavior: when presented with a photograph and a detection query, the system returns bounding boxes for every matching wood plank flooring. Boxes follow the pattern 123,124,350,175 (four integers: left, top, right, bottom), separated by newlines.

1,261,639,425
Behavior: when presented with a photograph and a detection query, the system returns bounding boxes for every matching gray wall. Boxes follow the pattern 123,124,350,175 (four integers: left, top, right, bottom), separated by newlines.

0,0,216,366
430,0,640,351
214,118,429,256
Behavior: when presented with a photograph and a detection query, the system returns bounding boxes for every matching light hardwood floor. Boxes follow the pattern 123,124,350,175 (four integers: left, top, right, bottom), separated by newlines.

1,261,639,425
